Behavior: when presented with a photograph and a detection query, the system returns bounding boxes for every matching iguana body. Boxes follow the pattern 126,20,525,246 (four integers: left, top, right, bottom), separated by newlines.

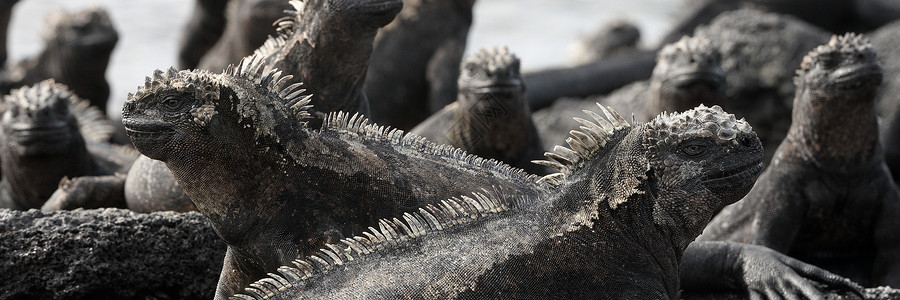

699,34,900,288
1,208,225,299
178,0,230,69
570,20,642,64
196,0,291,72
229,104,764,299
410,46,546,174
0,80,133,210
0,7,118,111
366,0,476,130
534,36,725,152
122,57,541,298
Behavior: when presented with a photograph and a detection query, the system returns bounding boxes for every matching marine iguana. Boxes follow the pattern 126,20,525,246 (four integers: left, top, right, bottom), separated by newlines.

226,104,766,299
0,80,134,210
121,56,542,298
1,208,226,299
365,0,476,130
0,6,118,111
534,35,725,152
699,33,900,288
178,0,230,69
410,46,546,174
570,20,642,64
196,0,291,72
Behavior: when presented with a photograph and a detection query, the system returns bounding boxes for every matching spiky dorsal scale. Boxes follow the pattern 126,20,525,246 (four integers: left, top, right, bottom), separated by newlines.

533,103,631,186
229,188,528,300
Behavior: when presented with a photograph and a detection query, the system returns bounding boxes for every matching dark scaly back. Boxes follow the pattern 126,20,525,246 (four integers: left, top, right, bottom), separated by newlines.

230,104,762,299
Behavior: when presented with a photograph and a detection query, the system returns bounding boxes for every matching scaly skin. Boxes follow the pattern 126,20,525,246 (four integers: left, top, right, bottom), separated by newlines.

570,20,641,64
229,104,765,299
410,46,546,174
121,57,542,299
196,0,290,72
0,80,132,210
535,36,725,152
366,0,476,130
699,33,900,288
0,7,118,111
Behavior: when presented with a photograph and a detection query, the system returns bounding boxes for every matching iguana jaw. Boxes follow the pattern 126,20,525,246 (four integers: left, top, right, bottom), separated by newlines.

122,117,176,160
460,77,524,94
829,63,882,90
4,120,76,157
665,70,725,89
344,0,403,26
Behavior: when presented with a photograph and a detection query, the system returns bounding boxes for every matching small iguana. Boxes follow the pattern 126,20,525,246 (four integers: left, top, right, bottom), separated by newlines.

699,33,900,288
534,35,725,152
0,6,118,111
410,46,546,174
178,0,230,69
121,56,542,298
570,20,642,64
196,0,291,72
0,80,134,210
225,104,764,299
1,208,225,299
365,0,477,130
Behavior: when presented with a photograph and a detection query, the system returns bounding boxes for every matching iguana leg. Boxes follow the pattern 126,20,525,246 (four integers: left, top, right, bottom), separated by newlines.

681,241,864,298
874,187,900,287
41,174,127,212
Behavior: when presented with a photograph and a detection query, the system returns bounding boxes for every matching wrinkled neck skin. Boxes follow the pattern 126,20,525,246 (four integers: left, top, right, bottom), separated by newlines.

272,6,388,118
786,84,880,169
546,130,709,297
0,133,94,209
450,88,530,153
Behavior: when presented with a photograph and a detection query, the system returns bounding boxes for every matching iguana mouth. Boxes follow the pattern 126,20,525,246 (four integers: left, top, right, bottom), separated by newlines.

832,64,882,89
701,161,763,186
9,122,72,145
123,119,175,139
462,78,524,94
667,71,725,88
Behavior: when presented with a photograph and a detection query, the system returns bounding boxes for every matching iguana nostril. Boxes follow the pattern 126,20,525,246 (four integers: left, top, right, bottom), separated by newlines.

739,135,753,147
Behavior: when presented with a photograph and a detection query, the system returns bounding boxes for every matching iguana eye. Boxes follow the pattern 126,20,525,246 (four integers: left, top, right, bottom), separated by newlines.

161,95,185,111
680,143,708,157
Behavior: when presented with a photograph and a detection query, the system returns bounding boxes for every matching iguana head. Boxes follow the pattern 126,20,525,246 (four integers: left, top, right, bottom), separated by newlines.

121,59,309,164
0,80,83,158
651,36,725,112
796,33,882,95
293,0,403,30
43,6,118,66
538,104,762,246
458,46,524,102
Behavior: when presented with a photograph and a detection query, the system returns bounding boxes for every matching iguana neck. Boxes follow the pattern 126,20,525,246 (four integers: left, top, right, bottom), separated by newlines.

451,90,531,155
272,11,378,116
785,85,880,167
0,135,94,208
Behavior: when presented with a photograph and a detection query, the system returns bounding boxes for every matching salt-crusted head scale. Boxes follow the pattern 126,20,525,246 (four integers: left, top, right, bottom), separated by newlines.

643,104,752,152
795,33,877,86
461,46,521,79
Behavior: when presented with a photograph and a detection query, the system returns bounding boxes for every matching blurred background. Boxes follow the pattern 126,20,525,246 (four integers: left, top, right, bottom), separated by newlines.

7,0,680,117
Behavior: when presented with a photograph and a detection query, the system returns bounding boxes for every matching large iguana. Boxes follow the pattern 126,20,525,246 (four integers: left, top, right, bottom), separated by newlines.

195,0,291,72
1,208,225,299
410,46,546,174
0,6,118,111
534,35,725,152
365,0,476,130
178,0,230,69
224,103,766,299
0,80,134,210
699,33,900,288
